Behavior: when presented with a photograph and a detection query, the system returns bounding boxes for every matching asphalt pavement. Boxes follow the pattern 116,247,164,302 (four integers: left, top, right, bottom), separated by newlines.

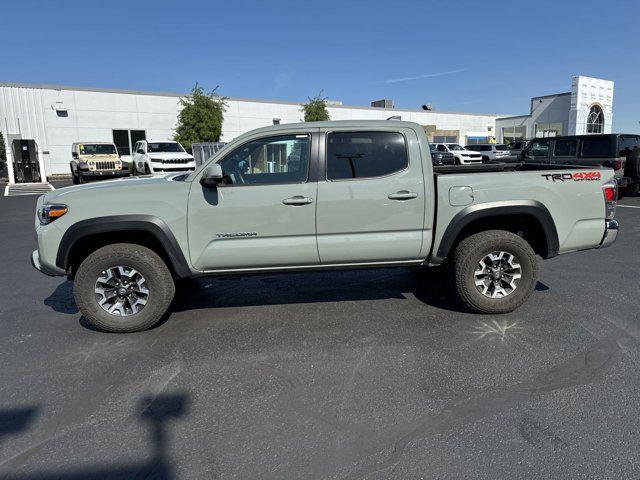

1,183,639,479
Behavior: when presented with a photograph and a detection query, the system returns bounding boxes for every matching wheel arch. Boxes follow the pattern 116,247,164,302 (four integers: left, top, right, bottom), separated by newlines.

57,215,191,278
433,200,559,263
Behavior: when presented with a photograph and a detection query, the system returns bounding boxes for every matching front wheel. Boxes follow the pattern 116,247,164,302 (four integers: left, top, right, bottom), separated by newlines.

450,230,538,314
74,243,175,332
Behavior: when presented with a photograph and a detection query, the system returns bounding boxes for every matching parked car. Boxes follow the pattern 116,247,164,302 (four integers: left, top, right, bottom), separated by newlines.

429,144,456,166
33,120,618,332
519,134,629,182
466,144,512,163
434,143,483,164
132,140,196,174
70,142,130,184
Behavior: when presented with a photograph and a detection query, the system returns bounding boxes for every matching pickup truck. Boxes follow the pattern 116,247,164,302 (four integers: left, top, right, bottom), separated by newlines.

32,121,619,333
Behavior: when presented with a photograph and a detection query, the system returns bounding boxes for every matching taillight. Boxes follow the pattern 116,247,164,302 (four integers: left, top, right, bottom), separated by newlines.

613,159,622,171
602,180,617,219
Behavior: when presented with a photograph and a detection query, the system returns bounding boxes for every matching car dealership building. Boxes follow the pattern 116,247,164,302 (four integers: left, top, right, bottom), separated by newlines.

0,75,614,183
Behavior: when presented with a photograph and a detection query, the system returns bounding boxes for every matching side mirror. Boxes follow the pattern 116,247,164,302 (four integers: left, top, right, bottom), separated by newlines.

200,164,224,188
72,151,79,159
136,149,144,154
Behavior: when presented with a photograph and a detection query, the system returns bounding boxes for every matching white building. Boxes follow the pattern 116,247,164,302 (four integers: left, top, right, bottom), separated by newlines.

0,82,505,183
496,75,614,144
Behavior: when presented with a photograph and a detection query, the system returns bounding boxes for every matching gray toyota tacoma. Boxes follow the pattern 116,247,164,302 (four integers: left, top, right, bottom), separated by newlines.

32,121,619,332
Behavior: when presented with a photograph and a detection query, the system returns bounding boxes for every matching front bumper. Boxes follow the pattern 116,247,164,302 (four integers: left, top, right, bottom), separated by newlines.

79,169,130,179
598,219,619,249
31,250,65,276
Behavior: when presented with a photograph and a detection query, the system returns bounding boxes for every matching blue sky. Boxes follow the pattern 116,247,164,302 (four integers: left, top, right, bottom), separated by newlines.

4,0,640,132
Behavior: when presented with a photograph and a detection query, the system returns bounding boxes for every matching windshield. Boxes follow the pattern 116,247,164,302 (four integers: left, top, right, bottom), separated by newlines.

147,142,185,153
495,145,510,151
447,144,466,151
79,144,117,155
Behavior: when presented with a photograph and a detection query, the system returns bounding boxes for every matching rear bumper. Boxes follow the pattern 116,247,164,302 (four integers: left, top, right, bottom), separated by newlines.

598,219,619,249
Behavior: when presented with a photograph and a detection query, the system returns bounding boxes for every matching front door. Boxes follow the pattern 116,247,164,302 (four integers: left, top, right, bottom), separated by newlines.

188,131,319,271
316,129,426,264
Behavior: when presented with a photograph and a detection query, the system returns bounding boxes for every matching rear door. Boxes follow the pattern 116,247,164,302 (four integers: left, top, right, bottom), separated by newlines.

315,128,426,264
187,130,320,271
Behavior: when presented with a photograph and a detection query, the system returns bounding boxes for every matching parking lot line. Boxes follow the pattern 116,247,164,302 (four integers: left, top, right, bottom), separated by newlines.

618,205,640,209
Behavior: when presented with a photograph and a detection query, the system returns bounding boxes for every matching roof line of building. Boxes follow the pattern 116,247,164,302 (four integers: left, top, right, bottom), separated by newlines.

0,81,511,118
531,91,572,100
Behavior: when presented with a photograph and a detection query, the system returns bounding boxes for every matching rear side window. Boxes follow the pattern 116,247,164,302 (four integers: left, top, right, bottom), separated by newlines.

494,145,509,151
554,139,577,156
326,131,408,180
581,137,613,158
480,145,492,151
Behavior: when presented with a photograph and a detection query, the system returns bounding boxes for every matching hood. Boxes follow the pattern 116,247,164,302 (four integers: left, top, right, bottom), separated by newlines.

78,154,120,161
147,152,194,160
42,173,185,204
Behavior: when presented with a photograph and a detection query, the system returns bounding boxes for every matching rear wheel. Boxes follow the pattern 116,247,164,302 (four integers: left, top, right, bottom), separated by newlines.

450,230,538,314
74,243,175,332
144,164,151,175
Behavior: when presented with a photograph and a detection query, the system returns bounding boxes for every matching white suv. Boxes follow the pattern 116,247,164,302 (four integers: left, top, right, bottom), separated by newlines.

466,144,512,163
434,143,483,165
132,140,196,174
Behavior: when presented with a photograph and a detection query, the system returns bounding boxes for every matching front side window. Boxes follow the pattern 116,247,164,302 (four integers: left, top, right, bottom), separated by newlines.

529,140,550,157
326,131,408,180
618,135,640,158
586,105,604,134
218,134,310,185
554,139,577,157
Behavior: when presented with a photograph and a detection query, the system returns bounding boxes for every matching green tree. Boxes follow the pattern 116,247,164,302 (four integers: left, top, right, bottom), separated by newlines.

174,83,227,149
301,91,330,122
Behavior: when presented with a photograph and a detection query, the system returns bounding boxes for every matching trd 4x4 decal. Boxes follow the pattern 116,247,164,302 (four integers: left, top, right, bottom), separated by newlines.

541,171,601,182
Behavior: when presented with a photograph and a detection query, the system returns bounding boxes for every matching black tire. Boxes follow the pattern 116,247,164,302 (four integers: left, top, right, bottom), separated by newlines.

74,243,175,333
71,164,79,184
449,230,538,314
482,155,490,163
144,164,151,175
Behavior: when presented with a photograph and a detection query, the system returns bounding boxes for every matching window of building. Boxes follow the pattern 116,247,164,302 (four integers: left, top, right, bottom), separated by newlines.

581,136,612,158
534,123,563,137
501,126,527,144
218,134,309,185
554,139,577,157
112,129,146,157
326,131,407,180
586,105,604,134
618,135,640,158
433,135,457,143
466,136,489,145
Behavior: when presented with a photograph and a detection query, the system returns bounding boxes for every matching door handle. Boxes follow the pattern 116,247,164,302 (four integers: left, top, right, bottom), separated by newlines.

388,191,418,200
282,196,314,206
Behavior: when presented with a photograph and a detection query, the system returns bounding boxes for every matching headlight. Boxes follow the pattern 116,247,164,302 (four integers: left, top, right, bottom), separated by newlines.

38,204,68,225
